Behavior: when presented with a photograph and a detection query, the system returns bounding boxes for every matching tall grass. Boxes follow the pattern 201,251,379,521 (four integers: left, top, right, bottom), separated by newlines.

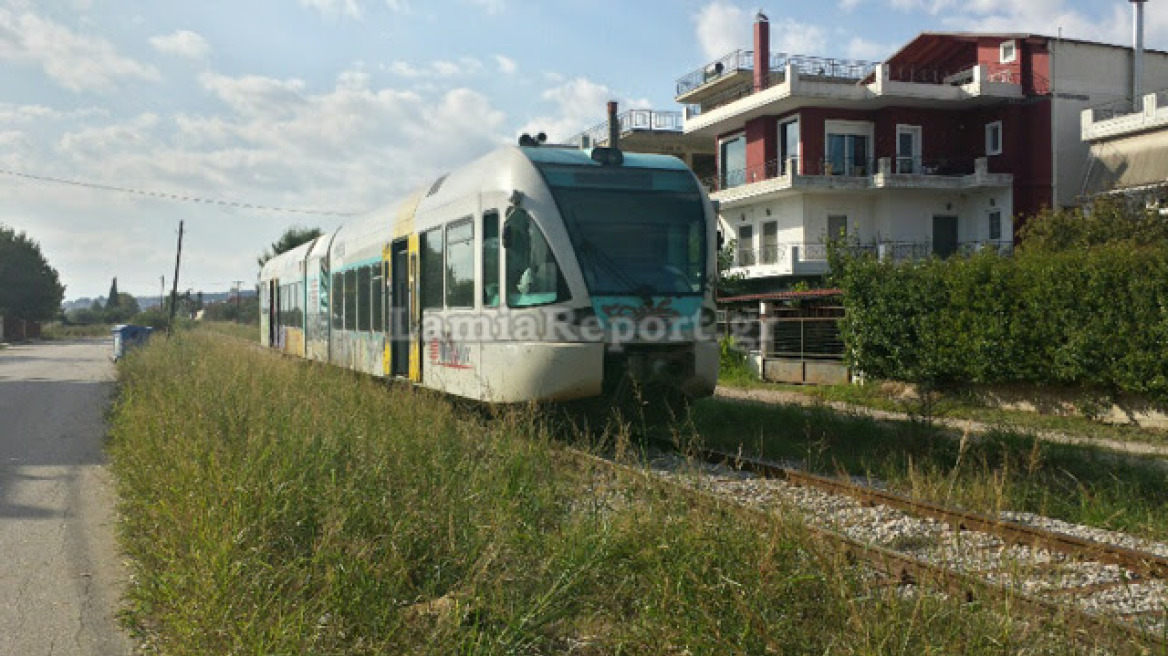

110,333,1111,654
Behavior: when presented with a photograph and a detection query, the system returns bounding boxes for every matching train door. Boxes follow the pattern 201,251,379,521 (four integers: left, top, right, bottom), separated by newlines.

389,239,410,377
408,233,422,383
268,279,279,347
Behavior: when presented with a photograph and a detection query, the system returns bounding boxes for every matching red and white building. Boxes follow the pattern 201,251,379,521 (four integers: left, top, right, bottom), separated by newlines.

681,11,1168,291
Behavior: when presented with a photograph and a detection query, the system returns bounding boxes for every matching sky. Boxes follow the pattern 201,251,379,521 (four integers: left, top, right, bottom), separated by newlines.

3,0,1166,300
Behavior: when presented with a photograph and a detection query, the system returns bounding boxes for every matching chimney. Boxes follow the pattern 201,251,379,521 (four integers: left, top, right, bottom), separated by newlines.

607,101,620,149
1133,0,1147,111
753,11,770,93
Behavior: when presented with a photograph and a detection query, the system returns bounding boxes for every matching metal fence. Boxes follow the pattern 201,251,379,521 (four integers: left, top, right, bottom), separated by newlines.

564,109,685,149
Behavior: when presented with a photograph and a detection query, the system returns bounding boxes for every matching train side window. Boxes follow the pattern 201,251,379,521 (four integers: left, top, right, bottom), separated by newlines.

357,265,372,331
504,207,569,308
420,228,444,309
371,262,384,332
445,218,474,308
331,272,343,330
482,210,499,308
344,268,358,330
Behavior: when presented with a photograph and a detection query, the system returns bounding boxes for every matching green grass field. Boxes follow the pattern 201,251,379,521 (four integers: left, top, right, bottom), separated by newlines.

108,333,1132,654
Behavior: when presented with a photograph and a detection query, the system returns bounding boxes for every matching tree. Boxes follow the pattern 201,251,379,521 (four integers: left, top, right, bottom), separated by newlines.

0,225,65,321
104,293,141,323
257,227,322,268
106,277,120,310
1018,197,1168,253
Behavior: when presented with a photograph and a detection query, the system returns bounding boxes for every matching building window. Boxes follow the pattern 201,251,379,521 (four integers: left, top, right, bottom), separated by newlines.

988,209,1002,241
778,118,799,175
896,125,922,174
827,215,848,241
999,40,1017,64
985,121,1003,156
719,133,746,189
824,120,873,176
761,221,778,264
736,224,754,266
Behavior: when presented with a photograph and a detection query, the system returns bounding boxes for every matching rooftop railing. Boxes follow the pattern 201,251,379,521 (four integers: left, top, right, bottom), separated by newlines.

564,109,685,149
676,49,754,96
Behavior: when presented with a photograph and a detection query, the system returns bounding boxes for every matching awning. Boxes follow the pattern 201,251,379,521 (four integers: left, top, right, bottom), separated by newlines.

1083,130,1168,197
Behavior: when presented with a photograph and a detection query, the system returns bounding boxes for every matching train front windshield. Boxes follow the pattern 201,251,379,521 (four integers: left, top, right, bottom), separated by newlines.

538,164,708,297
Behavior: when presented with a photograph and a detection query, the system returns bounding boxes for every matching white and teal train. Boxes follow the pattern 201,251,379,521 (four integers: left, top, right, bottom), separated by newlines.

259,144,719,403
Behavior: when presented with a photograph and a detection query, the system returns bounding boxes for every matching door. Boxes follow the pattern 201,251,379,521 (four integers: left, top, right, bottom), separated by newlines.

390,239,410,377
896,125,921,174
932,215,958,258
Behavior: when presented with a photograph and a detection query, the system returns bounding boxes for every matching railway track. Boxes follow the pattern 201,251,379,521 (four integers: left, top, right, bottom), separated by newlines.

567,437,1168,653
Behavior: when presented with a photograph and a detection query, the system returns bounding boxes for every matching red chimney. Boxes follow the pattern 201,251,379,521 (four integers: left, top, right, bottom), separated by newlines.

753,11,770,92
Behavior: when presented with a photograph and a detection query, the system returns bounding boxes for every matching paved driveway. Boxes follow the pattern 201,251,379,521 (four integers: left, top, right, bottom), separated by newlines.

0,340,131,655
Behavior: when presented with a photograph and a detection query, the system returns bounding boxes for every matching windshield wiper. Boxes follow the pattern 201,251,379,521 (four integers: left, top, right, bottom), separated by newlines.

577,238,653,305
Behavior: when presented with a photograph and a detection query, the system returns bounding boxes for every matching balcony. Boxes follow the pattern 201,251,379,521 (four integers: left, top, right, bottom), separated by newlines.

1081,90,1168,142
680,52,878,119
681,57,1049,138
730,239,1014,278
710,156,1012,206
675,50,755,104
564,109,685,149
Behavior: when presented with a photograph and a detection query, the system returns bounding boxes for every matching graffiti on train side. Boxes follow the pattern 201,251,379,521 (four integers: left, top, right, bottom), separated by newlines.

429,333,473,370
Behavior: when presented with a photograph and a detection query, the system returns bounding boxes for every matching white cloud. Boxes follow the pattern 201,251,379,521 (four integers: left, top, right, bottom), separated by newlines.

693,2,749,60
839,0,863,11
770,18,827,57
495,54,517,75
845,36,896,61
385,0,411,12
57,113,161,160
300,0,364,19
467,0,505,15
385,57,484,78
888,0,1168,51
518,77,651,143
200,73,309,118
0,7,160,92
149,30,211,59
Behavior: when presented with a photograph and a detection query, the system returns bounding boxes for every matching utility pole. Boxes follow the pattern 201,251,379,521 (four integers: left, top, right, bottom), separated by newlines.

159,276,165,311
233,280,244,323
167,221,184,335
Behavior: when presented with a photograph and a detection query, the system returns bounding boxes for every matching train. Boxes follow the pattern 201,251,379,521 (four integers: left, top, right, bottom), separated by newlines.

258,142,719,404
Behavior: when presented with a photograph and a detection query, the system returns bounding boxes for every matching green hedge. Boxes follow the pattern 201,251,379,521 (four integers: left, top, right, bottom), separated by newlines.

834,245,1168,402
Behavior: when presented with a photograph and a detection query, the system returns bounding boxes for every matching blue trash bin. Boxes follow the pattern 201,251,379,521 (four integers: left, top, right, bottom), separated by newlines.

112,324,153,360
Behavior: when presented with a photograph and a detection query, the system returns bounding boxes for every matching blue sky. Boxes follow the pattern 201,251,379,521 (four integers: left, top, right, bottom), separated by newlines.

2,0,1164,300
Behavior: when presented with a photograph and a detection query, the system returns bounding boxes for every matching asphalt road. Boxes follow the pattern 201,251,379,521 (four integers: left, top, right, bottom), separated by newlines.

0,339,131,655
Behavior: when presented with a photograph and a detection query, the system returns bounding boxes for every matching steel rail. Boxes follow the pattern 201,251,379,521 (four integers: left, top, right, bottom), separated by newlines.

699,446,1168,581
561,445,1165,652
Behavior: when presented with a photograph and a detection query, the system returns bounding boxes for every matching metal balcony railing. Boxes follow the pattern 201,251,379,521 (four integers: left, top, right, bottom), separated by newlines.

889,62,1051,96
711,156,985,192
677,50,878,113
564,109,685,149
676,49,754,96
731,239,1014,269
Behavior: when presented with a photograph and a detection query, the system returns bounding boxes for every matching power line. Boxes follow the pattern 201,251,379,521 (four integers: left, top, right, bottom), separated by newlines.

0,166,361,217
